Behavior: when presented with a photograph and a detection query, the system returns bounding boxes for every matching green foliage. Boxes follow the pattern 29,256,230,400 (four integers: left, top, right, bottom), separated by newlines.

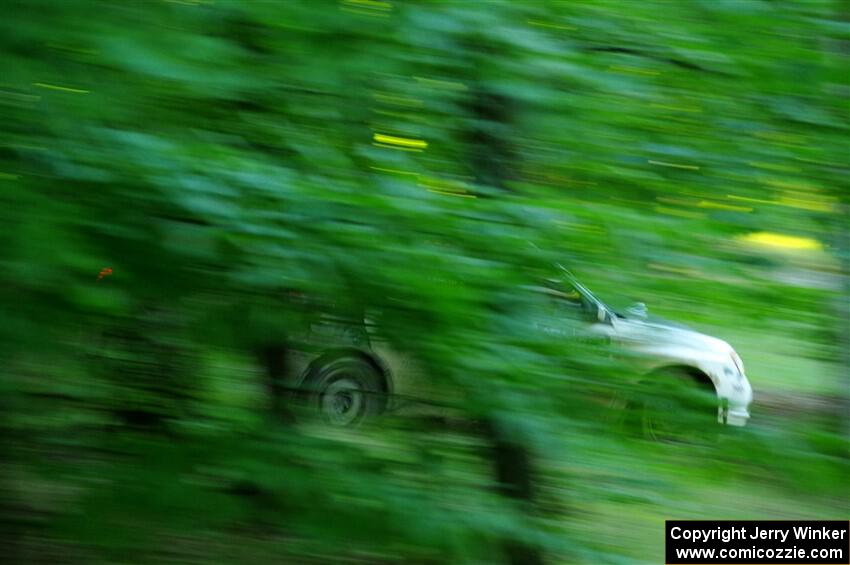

1,0,847,563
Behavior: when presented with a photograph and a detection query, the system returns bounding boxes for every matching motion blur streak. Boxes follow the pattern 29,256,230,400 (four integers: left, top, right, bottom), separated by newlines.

0,0,847,564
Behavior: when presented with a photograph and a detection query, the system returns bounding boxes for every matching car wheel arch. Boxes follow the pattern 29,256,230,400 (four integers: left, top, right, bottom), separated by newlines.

638,364,723,441
646,364,717,395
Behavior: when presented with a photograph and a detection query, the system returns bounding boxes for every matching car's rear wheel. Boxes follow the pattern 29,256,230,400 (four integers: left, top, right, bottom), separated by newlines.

304,356,385,427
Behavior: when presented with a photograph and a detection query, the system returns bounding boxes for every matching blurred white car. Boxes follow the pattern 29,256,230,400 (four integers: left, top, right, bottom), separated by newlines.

557,274,753,428
287,272,753,431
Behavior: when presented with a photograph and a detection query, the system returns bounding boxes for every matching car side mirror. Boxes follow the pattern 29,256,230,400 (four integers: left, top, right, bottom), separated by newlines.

626,302,648,318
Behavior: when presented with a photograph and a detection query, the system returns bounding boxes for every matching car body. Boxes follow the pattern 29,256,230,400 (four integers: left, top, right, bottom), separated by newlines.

560,274,752,426
286,272,753,428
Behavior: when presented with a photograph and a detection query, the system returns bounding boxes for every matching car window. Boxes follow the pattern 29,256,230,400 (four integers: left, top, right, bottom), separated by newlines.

553,280,604,321
560,286,583,307
539,279,581,307
520,284,588,340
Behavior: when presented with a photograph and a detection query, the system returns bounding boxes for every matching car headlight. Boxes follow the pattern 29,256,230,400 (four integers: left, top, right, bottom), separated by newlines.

730,350,744,375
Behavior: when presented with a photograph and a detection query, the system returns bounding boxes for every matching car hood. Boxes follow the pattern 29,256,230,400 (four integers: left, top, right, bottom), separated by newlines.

614,316,734,357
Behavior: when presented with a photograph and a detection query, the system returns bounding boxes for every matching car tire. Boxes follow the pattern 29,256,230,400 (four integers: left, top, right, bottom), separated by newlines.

638,369,718,444
303,356,385,427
